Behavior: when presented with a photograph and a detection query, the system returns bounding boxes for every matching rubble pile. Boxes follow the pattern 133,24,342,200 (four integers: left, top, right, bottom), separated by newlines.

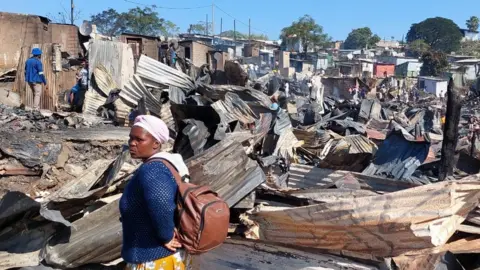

2,55,480,270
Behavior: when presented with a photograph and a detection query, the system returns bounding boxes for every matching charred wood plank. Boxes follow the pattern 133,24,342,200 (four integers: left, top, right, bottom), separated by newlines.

439,79,462,181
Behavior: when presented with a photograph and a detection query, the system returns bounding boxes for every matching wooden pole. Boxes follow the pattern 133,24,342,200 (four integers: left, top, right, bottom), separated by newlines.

439,79,462,181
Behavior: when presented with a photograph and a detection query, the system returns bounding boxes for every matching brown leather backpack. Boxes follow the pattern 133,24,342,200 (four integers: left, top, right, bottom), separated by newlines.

152,158,230,254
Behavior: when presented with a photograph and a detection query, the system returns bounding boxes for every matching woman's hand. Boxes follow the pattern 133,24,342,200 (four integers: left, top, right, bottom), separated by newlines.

164,229,182,252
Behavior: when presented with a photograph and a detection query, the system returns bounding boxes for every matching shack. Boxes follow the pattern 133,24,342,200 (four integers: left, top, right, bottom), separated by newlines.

418,76,448,97
177,40,214,68
374,63,395,78
0,12,82,72
119,33,160,62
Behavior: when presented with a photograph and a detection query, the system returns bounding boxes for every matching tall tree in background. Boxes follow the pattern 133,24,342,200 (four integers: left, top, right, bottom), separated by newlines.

219,30,268,40
420,51,449,77
466,16,479,32
123,6,164,36
406,17,462,53
90,8,126,36
343,27,380,49
187,22,212,35
280,15,330,54
90,6,178,37
407,39,430,58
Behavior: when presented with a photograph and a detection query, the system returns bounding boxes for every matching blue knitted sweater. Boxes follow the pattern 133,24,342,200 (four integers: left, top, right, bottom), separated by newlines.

119,161,178,263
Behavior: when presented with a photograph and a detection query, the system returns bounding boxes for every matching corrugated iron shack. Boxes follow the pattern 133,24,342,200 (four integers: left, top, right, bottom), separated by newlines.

0,12,81,72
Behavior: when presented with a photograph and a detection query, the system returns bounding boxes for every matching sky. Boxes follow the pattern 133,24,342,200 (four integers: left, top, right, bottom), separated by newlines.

2,0,478,41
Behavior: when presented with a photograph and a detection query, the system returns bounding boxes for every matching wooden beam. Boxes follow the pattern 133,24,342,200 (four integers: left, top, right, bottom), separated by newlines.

439,79,462,181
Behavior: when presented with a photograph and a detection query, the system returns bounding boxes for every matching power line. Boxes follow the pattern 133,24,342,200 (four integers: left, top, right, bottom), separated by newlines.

124,0,210,10
213,4,269,35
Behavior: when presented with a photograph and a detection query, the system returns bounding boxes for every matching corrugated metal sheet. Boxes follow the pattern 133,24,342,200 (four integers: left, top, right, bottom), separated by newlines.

362,131,430,182
252,180,480,257
185,139,265,207
343,135,378,154
211,92,258,124
136,55,195,92
288,164,417,193
83,89,130,121
88,40,135,91
121,75,162,115
93,64,117,96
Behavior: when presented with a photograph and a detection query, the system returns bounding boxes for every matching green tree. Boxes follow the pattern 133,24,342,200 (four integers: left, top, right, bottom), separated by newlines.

407,39,430,58
420,51,449,77
466,16,479,32
123,6,164,36
218,30,268,40
280,15,330,54
188,22,212,35
406,17,462,53
458,40,480,57
90,8,126,36
343,27,380,49
90,6,177,37
160,21,179,37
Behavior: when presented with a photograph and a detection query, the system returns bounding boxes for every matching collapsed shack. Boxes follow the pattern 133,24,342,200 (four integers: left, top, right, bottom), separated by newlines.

2,49,480,270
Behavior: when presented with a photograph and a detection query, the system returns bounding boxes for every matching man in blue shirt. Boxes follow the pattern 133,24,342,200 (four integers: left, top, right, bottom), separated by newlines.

25,48,47,110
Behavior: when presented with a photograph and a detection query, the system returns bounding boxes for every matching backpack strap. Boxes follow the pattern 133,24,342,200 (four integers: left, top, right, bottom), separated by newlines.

146,157,183,186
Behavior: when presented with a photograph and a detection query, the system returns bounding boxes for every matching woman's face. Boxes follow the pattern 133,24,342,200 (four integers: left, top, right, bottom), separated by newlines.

128,126,161,159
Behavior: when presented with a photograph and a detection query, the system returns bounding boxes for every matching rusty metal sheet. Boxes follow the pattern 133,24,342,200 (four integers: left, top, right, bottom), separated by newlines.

198,239,379,270
186,139,265,207
252,180,480,257
288,164,417,193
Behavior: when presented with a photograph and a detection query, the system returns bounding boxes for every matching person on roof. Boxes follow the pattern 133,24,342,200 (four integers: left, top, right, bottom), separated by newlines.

25,48,47,110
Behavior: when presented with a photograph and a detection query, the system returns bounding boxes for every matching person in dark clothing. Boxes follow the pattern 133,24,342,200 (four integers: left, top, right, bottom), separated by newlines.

25,48,47,110
120,115,192,270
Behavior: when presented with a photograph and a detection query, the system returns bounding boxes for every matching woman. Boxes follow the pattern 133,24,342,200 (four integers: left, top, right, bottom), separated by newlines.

120,115,191,270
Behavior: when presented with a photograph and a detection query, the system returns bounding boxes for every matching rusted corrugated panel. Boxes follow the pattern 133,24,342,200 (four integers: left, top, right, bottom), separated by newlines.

199,239,378,270
15,44,58,110
186,139,265,207
252,180,480,257
288,164,417,193
88,40,134,91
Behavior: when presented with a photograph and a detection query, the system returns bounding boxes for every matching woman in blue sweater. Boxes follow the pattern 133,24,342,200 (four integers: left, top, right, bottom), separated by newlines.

120,115,191,270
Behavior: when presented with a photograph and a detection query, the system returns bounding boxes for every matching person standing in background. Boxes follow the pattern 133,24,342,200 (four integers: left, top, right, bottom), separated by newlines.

25,48,47,110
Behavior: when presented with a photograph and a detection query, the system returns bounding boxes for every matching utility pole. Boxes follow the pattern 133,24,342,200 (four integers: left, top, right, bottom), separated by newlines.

212,1,215,36
70,0,74,25
220,18,223,35
248,18,251,42
234,20,236,57
206,14,209,35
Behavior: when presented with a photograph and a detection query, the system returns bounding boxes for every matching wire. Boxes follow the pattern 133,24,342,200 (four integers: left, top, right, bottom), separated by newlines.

213,4,269,36
124,0,210,10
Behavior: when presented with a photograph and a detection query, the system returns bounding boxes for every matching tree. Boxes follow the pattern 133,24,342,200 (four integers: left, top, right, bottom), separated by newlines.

188,22,212,35
406,17,462,53
458,40,480,57
123,6,164,36
90,6,177,37
219,30,268,40
280,15,330,54
420,51,449,77
466,16,479,32
343,27,380,49
160,21,179,37
90,8,126,36
47,10,82,24
406,39,430,58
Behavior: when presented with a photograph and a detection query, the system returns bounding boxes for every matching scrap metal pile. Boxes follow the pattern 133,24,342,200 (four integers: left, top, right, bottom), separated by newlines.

2,54,480,270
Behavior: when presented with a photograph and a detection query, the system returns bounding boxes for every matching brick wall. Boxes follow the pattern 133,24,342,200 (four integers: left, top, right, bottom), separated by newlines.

191,42,212,68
